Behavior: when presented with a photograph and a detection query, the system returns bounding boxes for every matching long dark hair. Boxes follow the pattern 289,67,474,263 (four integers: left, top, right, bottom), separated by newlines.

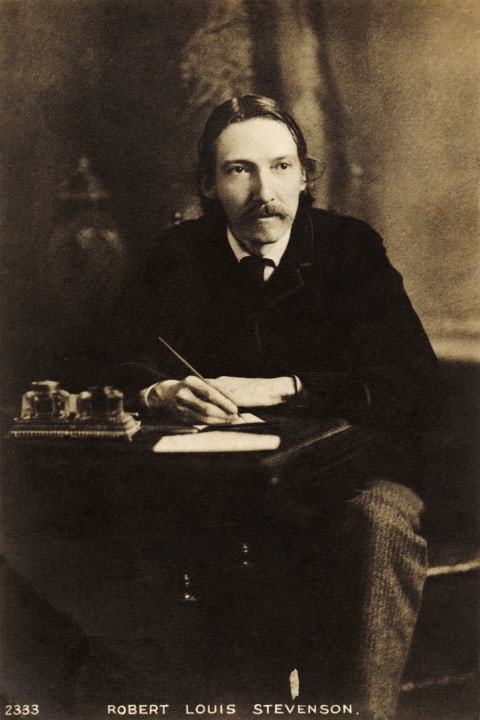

198,95,315,215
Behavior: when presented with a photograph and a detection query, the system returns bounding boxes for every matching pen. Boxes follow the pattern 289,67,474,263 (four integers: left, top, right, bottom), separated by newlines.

157,335,240,419
157,335,206,381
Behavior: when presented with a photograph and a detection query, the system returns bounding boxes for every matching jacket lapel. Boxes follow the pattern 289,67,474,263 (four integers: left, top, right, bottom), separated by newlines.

262,207,315,310
199,219,252,313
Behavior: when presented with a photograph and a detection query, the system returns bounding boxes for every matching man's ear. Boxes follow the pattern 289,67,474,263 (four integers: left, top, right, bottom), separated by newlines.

201,176,216,199
300,169,307,190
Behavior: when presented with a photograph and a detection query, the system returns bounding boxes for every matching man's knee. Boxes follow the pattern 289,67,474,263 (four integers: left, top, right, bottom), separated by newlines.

350,478,424,527
345,479,427,559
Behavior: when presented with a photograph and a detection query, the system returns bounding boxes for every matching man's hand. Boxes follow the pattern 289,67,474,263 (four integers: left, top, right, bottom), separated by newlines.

210,376,297,407
148,376,240,424
145,375,298,422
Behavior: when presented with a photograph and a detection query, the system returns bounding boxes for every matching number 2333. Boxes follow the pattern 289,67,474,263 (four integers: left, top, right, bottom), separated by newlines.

5,707,39,716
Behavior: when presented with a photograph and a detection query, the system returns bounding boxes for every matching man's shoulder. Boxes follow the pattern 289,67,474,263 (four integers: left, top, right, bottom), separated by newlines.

298,208,394,286
158,215,225,259
299,207,385,264
308,207,380,240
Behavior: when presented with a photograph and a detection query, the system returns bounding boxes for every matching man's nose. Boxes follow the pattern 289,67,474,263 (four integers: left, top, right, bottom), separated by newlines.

251,168,274,203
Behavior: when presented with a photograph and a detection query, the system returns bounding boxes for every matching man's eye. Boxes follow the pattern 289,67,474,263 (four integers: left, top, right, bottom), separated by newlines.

274,162,292,171
228,166,247,175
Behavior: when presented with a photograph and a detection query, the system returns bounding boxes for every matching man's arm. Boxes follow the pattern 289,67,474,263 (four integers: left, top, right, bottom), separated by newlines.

293,219,442,430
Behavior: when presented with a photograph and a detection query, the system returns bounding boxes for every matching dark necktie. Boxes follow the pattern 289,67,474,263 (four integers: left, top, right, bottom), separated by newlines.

240,255,275,289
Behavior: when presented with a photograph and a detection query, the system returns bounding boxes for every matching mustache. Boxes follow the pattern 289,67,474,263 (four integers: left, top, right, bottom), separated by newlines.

240,202,288,221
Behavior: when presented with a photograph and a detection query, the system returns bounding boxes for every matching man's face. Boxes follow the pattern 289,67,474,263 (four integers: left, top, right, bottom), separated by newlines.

204,117,306,254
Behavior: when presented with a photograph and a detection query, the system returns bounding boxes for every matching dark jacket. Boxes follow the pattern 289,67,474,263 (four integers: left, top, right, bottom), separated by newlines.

118,207,441,432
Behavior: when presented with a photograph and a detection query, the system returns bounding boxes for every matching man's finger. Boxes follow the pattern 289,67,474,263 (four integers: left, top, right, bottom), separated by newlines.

176,399,239,424
176,385,238,420
173,403,235,425
182,375,239,415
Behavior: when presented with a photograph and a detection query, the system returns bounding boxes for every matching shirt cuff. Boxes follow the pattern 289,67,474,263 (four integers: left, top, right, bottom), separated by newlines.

140,383,159,408
292,375,303,395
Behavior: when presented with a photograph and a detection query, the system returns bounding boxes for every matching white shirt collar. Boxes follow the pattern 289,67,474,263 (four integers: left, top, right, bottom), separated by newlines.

227,226,291,267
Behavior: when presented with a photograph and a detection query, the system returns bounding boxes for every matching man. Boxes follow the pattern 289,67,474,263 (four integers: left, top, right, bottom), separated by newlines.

119,96,440,719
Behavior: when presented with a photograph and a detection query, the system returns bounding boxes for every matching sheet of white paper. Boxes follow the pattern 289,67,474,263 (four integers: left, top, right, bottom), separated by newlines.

152,431,280,453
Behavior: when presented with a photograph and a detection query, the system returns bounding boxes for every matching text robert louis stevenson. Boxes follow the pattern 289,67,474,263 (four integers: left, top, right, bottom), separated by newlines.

106,704,356,716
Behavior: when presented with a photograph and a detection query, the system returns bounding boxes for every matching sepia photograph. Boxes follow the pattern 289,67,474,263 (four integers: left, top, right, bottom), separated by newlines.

1,1,479,719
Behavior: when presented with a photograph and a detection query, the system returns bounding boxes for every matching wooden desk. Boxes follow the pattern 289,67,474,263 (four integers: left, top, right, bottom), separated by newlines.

1,414,370,710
